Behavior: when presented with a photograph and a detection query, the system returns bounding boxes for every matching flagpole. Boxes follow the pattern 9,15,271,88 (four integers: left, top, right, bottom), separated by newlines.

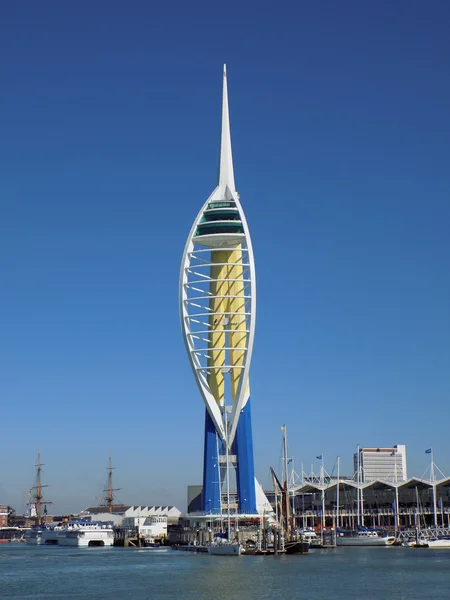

430,448,435,482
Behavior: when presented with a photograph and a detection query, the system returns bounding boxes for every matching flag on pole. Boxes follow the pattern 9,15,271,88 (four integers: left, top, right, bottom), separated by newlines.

316,455,323,460
287,458,293,464
425,448,432,454
390,451,395,456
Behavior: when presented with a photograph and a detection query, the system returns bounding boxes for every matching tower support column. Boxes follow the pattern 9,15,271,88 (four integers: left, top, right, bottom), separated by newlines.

233,398,257,514
202,409,221,514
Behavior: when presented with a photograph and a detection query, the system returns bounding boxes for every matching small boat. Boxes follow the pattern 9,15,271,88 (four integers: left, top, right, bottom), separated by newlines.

401,488,431,549
427,538,450,549
337,530,395,546
207,539,242,556
284,540,309,554
298,528,320,546
402,538,429,548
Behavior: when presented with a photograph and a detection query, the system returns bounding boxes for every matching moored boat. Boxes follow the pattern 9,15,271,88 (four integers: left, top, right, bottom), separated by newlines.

337,530,395,546
298,528,320,546
207,538,242,555
57,521,114,547
25,526,62,545
427,538,450,549
284,540,309,554
402,538,429,548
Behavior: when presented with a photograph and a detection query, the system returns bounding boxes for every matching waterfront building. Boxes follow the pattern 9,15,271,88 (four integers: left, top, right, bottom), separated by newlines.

78,505,181,526
354,445,407,483
290,475,450,530
180,66,257,516
139,516,168,542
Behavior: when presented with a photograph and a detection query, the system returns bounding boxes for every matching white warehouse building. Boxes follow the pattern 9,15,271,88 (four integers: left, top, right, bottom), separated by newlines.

78,505,181,527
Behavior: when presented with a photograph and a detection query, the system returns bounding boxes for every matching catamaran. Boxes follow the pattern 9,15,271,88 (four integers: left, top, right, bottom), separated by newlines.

57,521,114,547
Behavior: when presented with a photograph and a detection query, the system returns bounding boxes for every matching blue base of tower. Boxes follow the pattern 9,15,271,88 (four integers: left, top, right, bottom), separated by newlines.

202,399,257,515
202,409,221,514
233,399,257,514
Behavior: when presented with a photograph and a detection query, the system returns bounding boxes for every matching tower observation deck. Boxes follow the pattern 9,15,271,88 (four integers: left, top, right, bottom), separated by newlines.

180,66,257,515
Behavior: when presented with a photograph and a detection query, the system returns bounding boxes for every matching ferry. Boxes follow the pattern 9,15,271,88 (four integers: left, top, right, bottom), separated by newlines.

25,526,62,545
57,521,114,547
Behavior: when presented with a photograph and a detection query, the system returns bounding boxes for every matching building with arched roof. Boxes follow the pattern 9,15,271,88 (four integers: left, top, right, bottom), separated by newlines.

289,476,450,530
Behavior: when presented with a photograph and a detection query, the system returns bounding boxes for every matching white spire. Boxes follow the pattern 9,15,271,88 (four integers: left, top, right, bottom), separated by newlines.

218,64,236,194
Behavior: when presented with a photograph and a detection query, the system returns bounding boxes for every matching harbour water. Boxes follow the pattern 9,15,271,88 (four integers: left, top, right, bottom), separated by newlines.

1,545,449,600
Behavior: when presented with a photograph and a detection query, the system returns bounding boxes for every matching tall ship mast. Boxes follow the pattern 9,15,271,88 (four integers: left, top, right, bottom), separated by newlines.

102,455,121,514
31,451,51,525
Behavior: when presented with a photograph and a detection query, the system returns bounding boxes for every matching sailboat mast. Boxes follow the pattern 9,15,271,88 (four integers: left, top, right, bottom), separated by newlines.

394,452,399,532
225,412,231,540
356,445,360,527
281,425,291,539
430,448,438,527
282,425,288,487
336,456,340,530
415,486,420,537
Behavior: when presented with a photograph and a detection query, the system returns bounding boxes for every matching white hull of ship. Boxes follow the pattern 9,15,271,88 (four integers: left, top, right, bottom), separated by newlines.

25,534,42,545
57,530,114,547
25,530,61,545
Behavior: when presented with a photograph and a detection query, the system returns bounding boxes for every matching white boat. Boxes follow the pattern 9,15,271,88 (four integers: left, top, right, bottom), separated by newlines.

402,488,434,549
298,528,319,545
402,538,429,548
337,530,395,546
57,521,114,547
207,538,242,555
427,538,450,548
25,526,62,545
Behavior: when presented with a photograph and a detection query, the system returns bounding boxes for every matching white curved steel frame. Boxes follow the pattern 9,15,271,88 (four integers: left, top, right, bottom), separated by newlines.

179,65,256,449
179,194,256,447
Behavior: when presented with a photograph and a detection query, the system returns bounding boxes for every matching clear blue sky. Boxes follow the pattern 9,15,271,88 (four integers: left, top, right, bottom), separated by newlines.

1,0,449,514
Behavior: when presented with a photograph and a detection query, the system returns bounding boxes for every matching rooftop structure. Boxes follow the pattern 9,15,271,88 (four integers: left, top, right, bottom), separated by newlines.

354,445,407,483
78,505,181,526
